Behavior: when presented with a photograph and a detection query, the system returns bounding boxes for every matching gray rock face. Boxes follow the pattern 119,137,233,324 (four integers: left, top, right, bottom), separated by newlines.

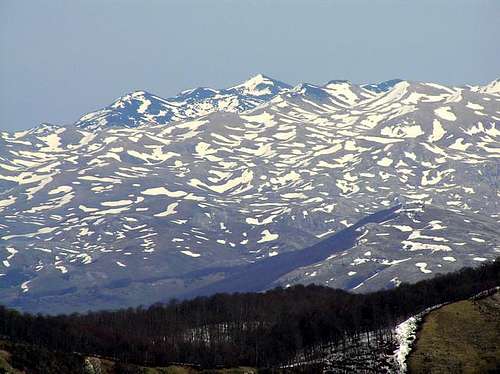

0,76,499,313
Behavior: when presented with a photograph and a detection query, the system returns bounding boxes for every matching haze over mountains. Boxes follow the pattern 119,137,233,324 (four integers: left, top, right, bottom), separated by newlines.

0,74,499,313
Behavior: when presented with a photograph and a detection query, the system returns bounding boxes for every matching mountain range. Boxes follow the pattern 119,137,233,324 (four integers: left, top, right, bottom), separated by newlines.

0,74,499,313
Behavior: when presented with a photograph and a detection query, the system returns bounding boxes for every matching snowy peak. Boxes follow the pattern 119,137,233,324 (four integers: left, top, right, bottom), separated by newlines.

74,90,170,130
111,90,156,103
109,90,164,111
72,75,500,134
74,74,292,130
291,83,330,100
75,75,401,131
362,79,403,93
27,123,63,135
322,80,373,105
176,87,218,102
476,78,500,95
325,79,351,85
228,74,292,97
284,80,374,107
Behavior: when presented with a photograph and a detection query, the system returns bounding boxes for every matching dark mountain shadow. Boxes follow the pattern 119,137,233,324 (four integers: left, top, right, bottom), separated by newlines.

179,204,401,299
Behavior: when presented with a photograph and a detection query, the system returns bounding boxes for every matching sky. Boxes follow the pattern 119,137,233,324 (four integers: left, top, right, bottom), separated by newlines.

0,0,499,131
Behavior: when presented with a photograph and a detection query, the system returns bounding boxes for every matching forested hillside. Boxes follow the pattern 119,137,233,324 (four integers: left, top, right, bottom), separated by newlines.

0,260,498,371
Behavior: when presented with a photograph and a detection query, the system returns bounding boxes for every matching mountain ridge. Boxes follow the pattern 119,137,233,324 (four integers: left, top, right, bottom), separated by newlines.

70,74,499,131
0,75,499,313
73,74,292,130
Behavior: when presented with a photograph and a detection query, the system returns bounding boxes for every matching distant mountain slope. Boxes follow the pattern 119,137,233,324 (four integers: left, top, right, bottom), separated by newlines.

0,75,499,313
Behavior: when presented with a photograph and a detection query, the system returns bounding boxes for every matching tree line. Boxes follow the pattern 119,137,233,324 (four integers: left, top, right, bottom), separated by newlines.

0,259,498,370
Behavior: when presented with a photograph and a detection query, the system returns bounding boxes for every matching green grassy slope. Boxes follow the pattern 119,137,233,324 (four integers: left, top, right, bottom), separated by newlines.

408,291,500,373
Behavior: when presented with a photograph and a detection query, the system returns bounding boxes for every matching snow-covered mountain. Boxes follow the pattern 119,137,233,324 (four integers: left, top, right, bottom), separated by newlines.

1,75,499,313
74,74,292,130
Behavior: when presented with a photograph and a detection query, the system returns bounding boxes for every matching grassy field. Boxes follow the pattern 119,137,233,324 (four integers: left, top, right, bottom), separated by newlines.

408,291,500,373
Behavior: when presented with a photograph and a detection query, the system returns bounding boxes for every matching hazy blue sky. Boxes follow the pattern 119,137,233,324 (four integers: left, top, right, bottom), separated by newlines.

1,0,499,131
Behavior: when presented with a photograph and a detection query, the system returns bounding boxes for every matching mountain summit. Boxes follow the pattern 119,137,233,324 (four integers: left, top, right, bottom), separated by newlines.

227,73,292,97
74,74,292,130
